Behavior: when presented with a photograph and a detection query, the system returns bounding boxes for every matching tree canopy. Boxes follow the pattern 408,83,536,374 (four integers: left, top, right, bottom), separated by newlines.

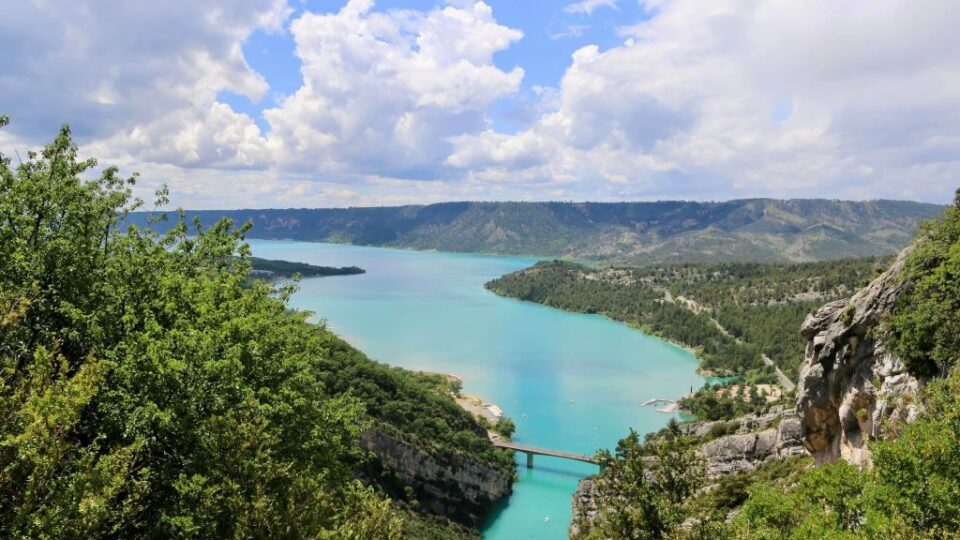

890,190,960,377
0,122,497,539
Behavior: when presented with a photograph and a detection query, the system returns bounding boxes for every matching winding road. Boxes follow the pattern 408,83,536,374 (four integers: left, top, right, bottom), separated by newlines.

663,291,797,392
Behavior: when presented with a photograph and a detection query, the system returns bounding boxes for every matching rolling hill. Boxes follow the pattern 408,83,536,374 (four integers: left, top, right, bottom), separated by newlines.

130,199,943,263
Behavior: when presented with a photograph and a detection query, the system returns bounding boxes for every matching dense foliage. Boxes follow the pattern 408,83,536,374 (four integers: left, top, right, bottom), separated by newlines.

125,199,939,264
890,190,960,378
678,382,787,422
486,258,883,378
249,257,365,279
573,423,706,540
0,120,501,539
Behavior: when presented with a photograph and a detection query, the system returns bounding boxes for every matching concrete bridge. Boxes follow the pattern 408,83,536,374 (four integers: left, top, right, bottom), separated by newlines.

494,440,600,469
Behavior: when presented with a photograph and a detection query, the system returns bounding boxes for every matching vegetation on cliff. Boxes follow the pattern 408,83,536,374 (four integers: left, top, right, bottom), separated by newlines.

890,189,960,378
574,366,960,539
0,120,503,538
733,368,960,539
678,381,789,422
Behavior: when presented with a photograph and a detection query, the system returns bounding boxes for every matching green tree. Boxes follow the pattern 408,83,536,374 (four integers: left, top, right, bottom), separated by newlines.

890,190,960,377
865,368,960,537
584,430,669,540
575,426,704,540
0,121,406,538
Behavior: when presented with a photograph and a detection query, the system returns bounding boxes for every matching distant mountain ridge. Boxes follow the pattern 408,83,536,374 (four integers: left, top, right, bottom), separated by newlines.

130,199,943,263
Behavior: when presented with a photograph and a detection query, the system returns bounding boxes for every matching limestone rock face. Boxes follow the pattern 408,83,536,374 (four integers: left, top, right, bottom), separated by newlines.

360,428,512,524
697,411,807,477
570,408,807,536
569,479,599,538
796,248,923,467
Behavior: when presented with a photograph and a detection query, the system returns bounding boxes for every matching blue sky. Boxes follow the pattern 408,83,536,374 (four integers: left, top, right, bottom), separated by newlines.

1,0,959,208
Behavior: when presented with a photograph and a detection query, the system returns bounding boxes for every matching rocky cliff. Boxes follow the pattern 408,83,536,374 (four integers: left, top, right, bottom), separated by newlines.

694,406,807,477
570,406,807,536
570,479,599,538
360,428,512,524
797,248,924,467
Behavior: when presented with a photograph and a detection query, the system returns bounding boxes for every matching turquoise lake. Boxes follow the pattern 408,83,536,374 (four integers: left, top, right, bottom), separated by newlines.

246,240,703,539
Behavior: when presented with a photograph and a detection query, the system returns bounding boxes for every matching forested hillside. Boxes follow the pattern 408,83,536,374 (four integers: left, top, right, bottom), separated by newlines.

0,120,507,539
127,199,941,264
573,191,960,540
486,258,883,378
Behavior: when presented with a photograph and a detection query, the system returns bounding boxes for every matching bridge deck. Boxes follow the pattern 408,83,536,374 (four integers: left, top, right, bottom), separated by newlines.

493,441,597,464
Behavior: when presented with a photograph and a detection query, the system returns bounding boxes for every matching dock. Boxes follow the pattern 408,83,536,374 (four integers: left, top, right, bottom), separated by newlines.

642,397,679,412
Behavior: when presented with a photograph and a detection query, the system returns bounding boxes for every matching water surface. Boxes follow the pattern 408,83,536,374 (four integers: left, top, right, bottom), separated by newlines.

246,240,702,539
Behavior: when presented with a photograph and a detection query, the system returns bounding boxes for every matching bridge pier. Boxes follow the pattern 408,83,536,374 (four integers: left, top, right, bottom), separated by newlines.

525,452,534,469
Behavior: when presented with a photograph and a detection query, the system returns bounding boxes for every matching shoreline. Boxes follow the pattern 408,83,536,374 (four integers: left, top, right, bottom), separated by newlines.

419,371,508,440
490,290,731,383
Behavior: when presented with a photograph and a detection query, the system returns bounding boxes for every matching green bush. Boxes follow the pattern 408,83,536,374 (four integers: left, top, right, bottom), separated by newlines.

889,191,960,378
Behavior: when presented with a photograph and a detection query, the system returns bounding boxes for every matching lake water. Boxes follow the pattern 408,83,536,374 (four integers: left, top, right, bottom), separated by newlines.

246,240,702,539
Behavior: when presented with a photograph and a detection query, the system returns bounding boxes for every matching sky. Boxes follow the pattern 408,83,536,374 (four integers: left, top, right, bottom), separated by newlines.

1,0,959,209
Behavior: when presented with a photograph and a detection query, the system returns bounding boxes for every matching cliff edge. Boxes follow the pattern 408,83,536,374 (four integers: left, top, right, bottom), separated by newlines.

797,248,923,467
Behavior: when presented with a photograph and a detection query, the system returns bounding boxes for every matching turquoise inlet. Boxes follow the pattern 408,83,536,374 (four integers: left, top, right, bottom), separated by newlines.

246,240,703,539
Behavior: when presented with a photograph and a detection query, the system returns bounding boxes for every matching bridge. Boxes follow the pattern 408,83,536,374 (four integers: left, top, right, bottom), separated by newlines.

493,440,601,470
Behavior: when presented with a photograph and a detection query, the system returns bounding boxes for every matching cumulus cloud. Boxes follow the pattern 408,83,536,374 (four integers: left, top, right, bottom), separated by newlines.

0,0,289,170
454,0,960,202
262,0,523,179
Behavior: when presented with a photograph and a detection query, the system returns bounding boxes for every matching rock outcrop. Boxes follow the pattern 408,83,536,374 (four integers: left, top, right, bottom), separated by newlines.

570,406,807,536
360,428,512,524
797,248,923,467
570,479,599,538
697,410,807,477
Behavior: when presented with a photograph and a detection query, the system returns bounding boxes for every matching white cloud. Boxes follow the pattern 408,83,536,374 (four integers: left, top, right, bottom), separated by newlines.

262,0,523,179
0,0,290,169
455,0,960,202
564,0,618,16
550,24,590,40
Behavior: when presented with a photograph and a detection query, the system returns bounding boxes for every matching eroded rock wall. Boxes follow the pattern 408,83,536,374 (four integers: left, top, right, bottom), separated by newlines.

797,249,923,467
570,479,599,538
697,409,807,477
360,428,512,524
